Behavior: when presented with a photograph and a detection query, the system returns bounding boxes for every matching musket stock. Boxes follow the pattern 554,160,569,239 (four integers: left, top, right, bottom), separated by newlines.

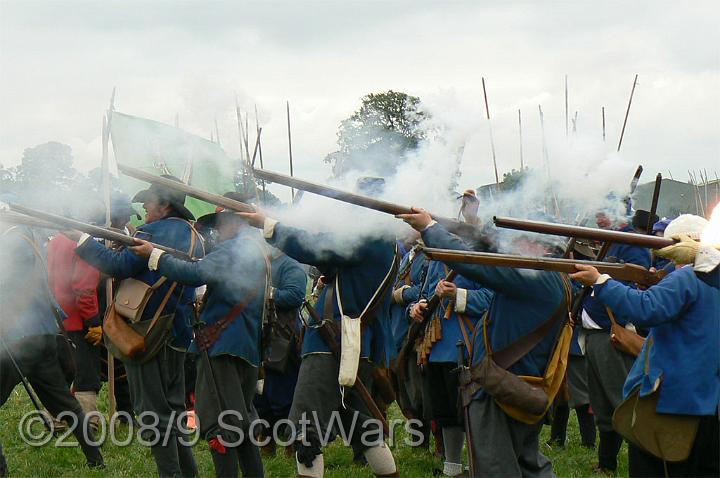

493,216,674,249
423,248,665,286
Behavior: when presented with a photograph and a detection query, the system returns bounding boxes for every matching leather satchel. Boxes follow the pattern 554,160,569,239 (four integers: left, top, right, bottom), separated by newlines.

613,337,699,462
114,276,167,322
606,307,645,357
104,282,178,363
459,276,572,420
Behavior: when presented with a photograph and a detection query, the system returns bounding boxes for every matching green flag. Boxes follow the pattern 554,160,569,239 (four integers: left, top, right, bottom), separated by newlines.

109,111,236,219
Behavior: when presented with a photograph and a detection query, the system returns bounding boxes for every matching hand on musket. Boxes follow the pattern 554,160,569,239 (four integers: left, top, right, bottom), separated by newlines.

460,189,480,225
396,207,433,231
236,208,265,229
569,264,601,286
410,299,428,324
129,238,154,258
435,279,457,299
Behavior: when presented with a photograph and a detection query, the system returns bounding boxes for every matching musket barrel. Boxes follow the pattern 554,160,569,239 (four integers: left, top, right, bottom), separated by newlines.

6,203,189,257
253,168,483,240
423,247,663,286
253,168,412,215
118,164,255,213
493,216,674,249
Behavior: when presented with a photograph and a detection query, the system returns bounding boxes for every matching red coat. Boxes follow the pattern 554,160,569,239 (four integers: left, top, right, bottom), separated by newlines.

47,234,100,332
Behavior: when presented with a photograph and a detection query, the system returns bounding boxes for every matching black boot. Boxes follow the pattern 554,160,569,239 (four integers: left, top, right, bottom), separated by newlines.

598,430,623,472
576,405,597,449
549,403,570,447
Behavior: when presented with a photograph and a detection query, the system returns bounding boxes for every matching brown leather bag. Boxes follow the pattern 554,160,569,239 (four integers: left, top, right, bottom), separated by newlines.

459,276,573,422
606,307,645,357
613,337,700,462
104,282,178,362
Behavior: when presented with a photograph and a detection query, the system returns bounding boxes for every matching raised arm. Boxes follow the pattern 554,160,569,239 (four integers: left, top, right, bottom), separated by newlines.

592,267,699,327
76,238,147,279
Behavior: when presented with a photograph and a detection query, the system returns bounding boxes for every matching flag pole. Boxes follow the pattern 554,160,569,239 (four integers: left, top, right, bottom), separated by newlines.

102,87,117,419
286,100,295,200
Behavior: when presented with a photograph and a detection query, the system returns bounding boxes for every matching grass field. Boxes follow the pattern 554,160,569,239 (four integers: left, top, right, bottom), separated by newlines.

0,386,627,477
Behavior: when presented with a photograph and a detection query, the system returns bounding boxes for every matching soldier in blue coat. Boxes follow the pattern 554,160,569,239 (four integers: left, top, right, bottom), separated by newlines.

132,199,269,478
389,236,430,444
239,185,400,478
409,261,492,477
580,210,653,474
571,219,719,477
73,178,204,478
254,247,308,455
0,221,104,473
398,208,571,478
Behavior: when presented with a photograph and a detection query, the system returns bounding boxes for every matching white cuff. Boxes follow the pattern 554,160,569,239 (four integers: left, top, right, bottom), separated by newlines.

148,248,165,271
263,218,279,239
590,274,612,296
78,233,91,246
392,285,410,304
595,274,611,285
695,245,720,273
421,220,438,232
455,288,468,313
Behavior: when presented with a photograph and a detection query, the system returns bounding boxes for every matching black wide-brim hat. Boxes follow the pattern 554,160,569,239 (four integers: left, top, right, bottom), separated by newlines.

132,175,195,221
195,191,256,229
632,209,659,231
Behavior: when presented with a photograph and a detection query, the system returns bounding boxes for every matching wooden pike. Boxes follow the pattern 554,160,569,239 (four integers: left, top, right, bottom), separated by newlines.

254,105,267,201
602,106,606,142
565,75,569,138
481,77,500,186
518,109,524,170
617,74,638,152
286,100,295,200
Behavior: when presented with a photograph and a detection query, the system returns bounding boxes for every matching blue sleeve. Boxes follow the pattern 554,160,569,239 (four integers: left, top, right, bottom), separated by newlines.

269,223,363,269
611,244,652,269
464,287,493,316
75,238,146,279
273,261,308,309
401,283,422,304
157,248,228,287
422,223,549,298
593,268,698,327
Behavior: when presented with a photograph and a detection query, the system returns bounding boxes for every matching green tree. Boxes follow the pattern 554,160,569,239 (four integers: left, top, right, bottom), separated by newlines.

17,141,78,189
502,167,530,191
324,90,427,177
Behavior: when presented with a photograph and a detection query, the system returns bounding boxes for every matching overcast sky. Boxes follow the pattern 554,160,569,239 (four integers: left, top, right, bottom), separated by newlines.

1,0,718,202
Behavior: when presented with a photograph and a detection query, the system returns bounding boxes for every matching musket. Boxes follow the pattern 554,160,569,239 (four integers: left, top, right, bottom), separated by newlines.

647,173,662,232
4,204,192,258
252,167,481,239
493,216,674,249
422,248,666,287
396,270,458,383
302,301,390,437
629,165,644,195
118,164,255,213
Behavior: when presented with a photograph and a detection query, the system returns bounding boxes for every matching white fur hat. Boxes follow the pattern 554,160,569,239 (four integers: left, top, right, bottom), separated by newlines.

663,214,708,241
